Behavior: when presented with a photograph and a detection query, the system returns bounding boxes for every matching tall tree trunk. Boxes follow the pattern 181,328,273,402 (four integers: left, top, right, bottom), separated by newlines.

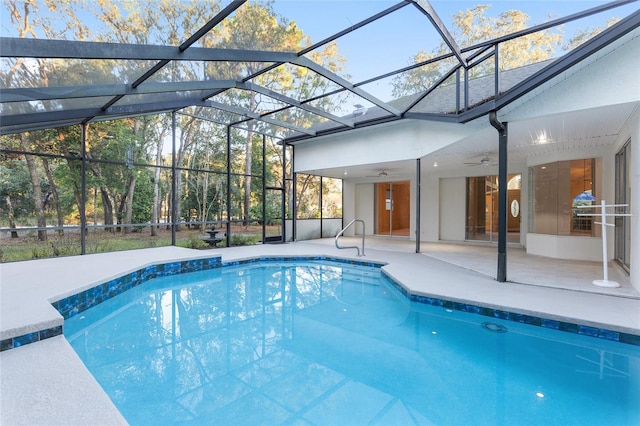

84,150,114,233
42,157,64,236
56,130,83,216
151,132,165,237
200,140,211,231
174,118,196,232
123,173,136,234
5,196,19,238
175,152,184,232
100,187,114,233
20,134,47,241
243,107,255,227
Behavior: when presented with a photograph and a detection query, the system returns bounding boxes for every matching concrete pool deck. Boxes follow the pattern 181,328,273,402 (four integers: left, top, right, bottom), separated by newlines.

1,240,639,425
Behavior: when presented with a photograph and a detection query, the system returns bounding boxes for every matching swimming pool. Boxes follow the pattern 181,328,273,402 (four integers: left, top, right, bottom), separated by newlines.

65,259,640,425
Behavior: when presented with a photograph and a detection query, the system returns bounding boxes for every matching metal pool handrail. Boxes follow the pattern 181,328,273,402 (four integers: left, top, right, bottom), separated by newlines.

335,219,365,256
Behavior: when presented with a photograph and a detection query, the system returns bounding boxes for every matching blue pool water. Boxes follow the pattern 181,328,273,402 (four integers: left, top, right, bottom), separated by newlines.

65,260,640,425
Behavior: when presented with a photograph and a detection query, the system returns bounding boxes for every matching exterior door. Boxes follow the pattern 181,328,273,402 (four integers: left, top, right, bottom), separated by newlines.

466,174,521,243
375,181,410,237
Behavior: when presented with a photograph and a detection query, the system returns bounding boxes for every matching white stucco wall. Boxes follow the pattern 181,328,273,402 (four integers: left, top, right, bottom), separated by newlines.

420,173,440,242
502,31,639,121
439,177,466,241
342,180,355,232
354,183,374,236
526,234,603,261
294,119,484,173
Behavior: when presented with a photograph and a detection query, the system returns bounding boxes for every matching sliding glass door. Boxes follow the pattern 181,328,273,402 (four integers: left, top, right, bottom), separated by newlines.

466,174,521,243
375,181,410,237
615,141,631,272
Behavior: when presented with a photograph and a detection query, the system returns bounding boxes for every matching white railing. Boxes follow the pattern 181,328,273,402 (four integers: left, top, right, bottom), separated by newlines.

335,219,365,256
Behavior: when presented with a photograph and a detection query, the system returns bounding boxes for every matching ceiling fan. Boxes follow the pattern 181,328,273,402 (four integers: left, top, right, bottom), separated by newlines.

464,153,497,167
366,169,395,178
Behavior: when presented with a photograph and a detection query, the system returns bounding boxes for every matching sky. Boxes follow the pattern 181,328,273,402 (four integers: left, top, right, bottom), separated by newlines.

267,0,638,101
1,0,637,102
270,0,638,82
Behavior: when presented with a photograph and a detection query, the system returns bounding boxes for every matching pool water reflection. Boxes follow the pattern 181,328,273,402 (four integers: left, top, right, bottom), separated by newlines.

65,260,640,425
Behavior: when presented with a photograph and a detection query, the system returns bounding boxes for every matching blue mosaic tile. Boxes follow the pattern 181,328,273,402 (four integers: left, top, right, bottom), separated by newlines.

40,326,63,340
541,319,560,330
14,332,39,347
559,322,579,334
597,328,620,341
479,307,495,317
395,282,639,346
208,257,640,346
107,279,119,298
578,325,599,338
8,254,639,353
492,310,510,320
1,339,13,351
619,333,640,346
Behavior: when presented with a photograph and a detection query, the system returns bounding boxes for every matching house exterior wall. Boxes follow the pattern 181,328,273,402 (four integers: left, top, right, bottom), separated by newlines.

294,119,483,173
438,178,466,241
293,33,637,286
501,32,639,121
354,183,375,236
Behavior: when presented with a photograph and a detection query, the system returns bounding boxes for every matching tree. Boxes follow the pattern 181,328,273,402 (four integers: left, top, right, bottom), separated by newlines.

0,147,33,237
206,1,348,225
563,17,621,51
392,5,563,98
1,0,348,249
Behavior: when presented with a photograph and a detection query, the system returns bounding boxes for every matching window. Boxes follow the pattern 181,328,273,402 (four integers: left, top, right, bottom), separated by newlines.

529,158,599,236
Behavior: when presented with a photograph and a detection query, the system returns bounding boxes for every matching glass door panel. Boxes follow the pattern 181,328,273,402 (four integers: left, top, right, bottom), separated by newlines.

375,181,410,237
466,174,521,243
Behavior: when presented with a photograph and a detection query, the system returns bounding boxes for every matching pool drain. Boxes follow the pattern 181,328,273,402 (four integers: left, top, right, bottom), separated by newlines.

481,322,508,333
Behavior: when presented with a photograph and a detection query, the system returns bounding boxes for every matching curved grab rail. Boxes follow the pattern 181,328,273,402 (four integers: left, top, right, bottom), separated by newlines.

335,219,365,256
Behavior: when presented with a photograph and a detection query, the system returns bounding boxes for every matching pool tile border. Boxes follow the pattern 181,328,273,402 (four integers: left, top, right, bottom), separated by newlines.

2,255,638,351
382,271,640,347
0,256,222,352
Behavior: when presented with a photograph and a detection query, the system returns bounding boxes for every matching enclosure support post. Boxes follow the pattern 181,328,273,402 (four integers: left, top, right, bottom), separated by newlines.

171,112,177,246
490,111,508,282
262,134,266,244
80,123,87,255
226,126,232,247
282,141,287,242
292,145,297,241
415,158,421,253
320,176,324,238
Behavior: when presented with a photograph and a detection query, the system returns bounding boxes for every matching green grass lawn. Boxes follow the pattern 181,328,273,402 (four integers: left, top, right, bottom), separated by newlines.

0,226,264,262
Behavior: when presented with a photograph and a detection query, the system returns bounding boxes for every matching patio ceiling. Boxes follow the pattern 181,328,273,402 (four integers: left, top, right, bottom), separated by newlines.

1,0,639,145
